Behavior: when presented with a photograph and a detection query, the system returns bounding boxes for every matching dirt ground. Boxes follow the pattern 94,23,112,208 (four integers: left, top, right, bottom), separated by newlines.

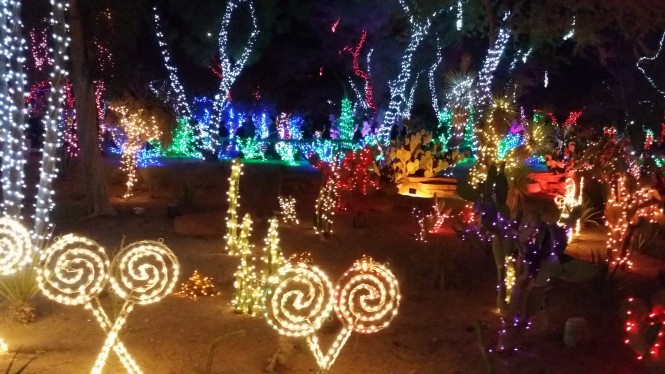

0,159,657,373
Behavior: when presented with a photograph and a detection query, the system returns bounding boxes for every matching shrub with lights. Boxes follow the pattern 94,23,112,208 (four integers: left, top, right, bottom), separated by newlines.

314,158,339,237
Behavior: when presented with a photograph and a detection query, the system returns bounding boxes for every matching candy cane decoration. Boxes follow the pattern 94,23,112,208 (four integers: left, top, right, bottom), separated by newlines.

0,217,33,275
37,234,142,373
264,256,400,372
93,240,179,374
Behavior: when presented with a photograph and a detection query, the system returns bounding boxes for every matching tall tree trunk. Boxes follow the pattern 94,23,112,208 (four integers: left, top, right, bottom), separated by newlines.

69,0,115,217
484,0,496,48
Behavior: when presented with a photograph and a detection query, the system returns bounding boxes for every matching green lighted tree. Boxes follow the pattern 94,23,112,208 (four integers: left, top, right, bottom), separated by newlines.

338,97,355,143
167,117,201,159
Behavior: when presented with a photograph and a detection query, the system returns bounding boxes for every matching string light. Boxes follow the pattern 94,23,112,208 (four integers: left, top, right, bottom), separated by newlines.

275,141,298,165
456,0,464,30
544,71,549,88
28,19,52,72
166,117,202,159
109,104,162,198
213,0,260,128
342,31,375,111
314,157,339,236
237,137,266,160
637,31,665,98
624,297,665,361
93,9,114,74
554,177,584,241
475,21,511,110
0,0,29,220
278,196,299,225
645,129,655,152
379,1,440,143
260,217,285,287
563,16,576,41
173,271,221,300
232,214,262,315
562,110,583,127
0,217,32,275
33,0,70,246
152,7,191,119
36,234,142,373
225,158,243,255
338,97,354,142
428,45,443,115
263,257,400,372
95,240,179,374
335,147,379,195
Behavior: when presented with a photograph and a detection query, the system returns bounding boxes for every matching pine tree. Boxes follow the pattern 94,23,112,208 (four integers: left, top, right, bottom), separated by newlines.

232,214,261,315
338,97,354,142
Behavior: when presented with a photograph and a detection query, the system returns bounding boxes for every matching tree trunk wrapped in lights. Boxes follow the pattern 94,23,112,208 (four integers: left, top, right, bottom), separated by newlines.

232,214,261,316
224,158,243,255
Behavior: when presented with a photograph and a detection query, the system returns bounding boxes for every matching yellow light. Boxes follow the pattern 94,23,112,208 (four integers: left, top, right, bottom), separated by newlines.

0,338,7,354
263,256,400,372
0,217,33,275
278,196,299,225
232,214,262,316
224,158,243,255
173,270,221,300
504,256,515,303
555,176,584,241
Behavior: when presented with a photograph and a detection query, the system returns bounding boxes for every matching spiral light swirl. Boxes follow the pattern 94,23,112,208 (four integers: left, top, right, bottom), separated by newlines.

109,241,179,305
334,256,400,334
0,217,32,275
263,263,334,337
37,234,110,305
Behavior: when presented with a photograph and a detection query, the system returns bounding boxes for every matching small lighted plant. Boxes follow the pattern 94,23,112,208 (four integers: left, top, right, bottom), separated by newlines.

278,196,299,225
109,104,163,198
263,256,400,372
224,159,243,255
232,214,262,316
555,176,584,241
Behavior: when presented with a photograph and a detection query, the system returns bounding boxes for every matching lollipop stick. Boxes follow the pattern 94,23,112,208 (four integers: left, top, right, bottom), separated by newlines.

86,299,142,374
91,300,135,374
306,327,352,372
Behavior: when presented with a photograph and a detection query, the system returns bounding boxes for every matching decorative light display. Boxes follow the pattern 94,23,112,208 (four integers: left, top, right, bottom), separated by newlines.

430,196,450,234
260,217,285,285
33,0,70,246
338,98,354,142
412,208,428,242
562,110,583,127
62,81,78,158
38,235,179,373
605,176,662,269
237,137,266,160
314,158,339,236
95,240,179,374
497,132,526,160
212,0,260,127
166,117,202,159
342,31,376,111
379,0,440,143
554,176,584,242
278,196,299,225
152,7,191,119
253,112,269,139
624,297,665,361
460,106,477,152
563,16,576,41
0,217,32,275
301,139,339,163
191,96,216,152
173,270,221,300
428,45,443,115
28,19,52,72
224,158,243,255
232,214,262,316
263,256,400,372
503,256,515,303
109,105,163,198
456,0,464,30
436,110,452,149
645,129,654,152
335,147,379,195
93,9,114,75
331,18,340,33
637,31,665,97
475,21,511,110
544,70,549,88
136,140,165,168
0,0,29,220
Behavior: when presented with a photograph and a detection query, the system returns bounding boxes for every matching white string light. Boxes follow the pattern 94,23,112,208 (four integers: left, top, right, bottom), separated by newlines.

562,16,576,41
278,196,299,225
637,31,665,98
475,21,511,110
225,158,243,255
151,7,192,119
0,217,32,275
0,0,29,220
428,45,443,114
33,0,70,246
456,0,464,31
212,0,260,127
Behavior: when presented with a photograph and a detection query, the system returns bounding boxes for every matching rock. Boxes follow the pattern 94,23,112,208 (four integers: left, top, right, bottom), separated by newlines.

174,211,225,236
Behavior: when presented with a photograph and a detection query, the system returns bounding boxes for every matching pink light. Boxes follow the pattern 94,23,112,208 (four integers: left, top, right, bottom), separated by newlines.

331,18,340,33
342,31,376,111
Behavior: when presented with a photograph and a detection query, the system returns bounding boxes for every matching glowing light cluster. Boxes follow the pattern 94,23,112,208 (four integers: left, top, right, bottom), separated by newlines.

213,0,260,126
314,158,339,236
637,31,665,97
109,105,163,198
38,235,179,373
504,256,515,303
605,177,662,269
336,147,379,196
562,110,583,127
624,297,665,361
554,176,584,241
0,0,29,220
342,31,375,111
225,158,243,255
475,23,511,109
237,137,266,160
278,196,299,225
166,117,201,159
0,217,32,275
232,214,262,315
173,271,221,300
28,19,52,72
263,256,400,372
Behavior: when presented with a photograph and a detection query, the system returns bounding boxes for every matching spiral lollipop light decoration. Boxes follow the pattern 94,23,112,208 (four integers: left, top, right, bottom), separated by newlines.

0,217,33,276
264,256,401,372
37,234,110,305
263,263,334,337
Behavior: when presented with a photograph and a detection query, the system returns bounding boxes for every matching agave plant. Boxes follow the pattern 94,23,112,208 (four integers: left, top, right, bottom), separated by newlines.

0,255,40,324
579,199,603,228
